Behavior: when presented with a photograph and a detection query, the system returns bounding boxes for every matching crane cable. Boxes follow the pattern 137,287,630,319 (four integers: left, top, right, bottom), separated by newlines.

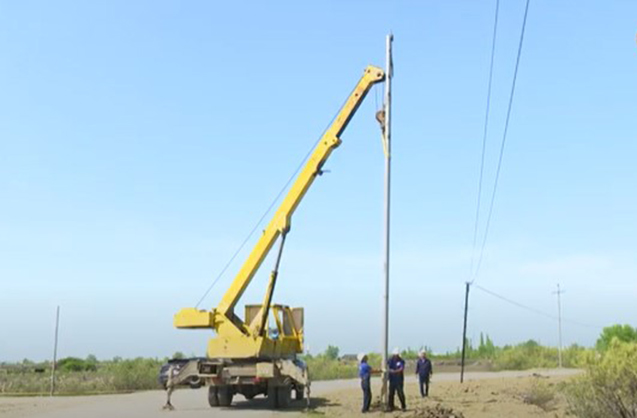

471,0,532,284
470,0,500,277
194,87,359,308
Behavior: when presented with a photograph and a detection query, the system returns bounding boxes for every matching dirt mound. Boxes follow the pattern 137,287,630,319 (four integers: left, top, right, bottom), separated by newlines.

403,403,465,418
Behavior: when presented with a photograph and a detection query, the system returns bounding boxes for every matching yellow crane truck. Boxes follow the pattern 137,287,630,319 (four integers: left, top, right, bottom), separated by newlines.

169,64,385,409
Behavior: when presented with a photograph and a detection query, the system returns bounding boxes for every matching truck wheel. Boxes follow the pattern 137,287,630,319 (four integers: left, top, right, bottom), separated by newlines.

277,383,292,409
217,385,233,407
267,383,279,409
208,386,219,407
295,385,305,401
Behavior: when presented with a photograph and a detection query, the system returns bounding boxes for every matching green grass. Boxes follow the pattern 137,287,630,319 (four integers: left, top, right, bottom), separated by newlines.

0,358,164,396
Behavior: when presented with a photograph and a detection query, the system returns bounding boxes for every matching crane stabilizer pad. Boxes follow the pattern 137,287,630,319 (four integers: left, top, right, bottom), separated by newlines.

174,308,215,328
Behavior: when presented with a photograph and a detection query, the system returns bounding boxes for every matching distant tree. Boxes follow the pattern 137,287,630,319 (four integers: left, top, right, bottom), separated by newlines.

324,345,339,360
596,324,637,351
521,339,540,349
86,354,98,363
172,351,185,360
401,347,419,359
477,333,497,358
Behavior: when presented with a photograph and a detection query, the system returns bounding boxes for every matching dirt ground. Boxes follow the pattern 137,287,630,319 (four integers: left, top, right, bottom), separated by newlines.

0,369,580,418
315,370,579,417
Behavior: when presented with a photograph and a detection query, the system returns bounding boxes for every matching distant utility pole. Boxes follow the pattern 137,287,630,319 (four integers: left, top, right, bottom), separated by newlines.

50,306,60,396
380,33,393,408
460,282,470,383
553,284,565,368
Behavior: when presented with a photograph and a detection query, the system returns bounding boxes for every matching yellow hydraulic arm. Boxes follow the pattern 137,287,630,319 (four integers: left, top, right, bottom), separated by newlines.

175,65,385,359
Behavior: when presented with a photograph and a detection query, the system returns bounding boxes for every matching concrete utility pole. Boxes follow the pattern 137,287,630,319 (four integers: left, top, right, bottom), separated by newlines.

460,282,470,383
50,306,60,396
553,284,565,368
380,33,393,407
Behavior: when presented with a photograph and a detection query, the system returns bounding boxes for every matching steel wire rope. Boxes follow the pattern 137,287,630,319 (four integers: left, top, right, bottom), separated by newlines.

474,283,600,329
470,0,501,277
194,86,360,308
471,0,532,284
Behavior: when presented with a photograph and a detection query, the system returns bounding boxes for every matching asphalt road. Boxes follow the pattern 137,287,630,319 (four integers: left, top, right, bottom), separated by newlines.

0,369,581,418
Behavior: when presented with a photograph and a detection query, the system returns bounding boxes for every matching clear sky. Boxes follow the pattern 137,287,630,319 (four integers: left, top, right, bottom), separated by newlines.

1,1,636,362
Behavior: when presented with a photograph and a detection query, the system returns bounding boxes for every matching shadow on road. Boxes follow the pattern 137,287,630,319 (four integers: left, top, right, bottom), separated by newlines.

230,396,339,412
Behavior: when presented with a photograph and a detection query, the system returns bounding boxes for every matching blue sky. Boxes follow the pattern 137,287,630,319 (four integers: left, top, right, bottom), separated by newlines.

1,1,636,361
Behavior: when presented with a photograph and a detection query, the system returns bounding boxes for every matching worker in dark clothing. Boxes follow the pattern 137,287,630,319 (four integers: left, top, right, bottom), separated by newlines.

387,348,406,411
416,350,433,397
358,353,374,413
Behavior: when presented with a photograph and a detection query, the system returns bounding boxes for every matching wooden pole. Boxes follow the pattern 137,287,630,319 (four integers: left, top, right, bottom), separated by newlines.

50,306,60,396
553,284,564,368
460,282,470,383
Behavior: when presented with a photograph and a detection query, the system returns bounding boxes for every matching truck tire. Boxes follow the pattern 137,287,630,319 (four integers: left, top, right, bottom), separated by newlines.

217,385,233,407
295,385,305,401
267,383,278,409
208,386,219,407
277,383,292,409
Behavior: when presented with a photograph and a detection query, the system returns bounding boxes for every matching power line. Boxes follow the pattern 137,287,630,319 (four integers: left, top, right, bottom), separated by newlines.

473,283,600,329
470,0,500,277
471,0,532,283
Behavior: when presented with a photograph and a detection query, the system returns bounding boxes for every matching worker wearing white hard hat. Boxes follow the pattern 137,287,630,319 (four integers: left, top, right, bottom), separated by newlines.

387,348,406,411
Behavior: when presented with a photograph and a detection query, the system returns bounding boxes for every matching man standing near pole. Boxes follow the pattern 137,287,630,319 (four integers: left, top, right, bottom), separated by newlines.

388,348,406,411
416,350,433,397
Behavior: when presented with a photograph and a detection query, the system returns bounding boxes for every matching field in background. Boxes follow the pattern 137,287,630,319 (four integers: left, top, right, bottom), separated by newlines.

0,339,587,395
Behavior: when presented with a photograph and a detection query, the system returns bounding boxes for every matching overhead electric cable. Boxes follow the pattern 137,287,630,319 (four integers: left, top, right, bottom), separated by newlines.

194,88,358,308
474,284,600,329
472,0,532,283
470,0,500,277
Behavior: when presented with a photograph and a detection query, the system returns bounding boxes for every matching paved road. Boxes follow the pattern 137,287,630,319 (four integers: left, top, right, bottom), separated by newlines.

0,369,581,418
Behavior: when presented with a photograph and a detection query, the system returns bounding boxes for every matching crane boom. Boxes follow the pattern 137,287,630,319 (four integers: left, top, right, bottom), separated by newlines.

175,65,385,359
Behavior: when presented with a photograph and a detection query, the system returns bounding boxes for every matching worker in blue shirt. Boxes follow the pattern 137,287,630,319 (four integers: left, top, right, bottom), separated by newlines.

358,353,375,413
387,348,406,411
415,350,433,397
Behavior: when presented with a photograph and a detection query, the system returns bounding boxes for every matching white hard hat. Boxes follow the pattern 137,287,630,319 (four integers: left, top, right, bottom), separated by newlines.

357,353,367,362
392,347,400,355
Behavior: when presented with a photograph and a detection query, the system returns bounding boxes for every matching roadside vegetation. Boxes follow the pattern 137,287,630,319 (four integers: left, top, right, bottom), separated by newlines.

3,323,637,411
0,357,164,395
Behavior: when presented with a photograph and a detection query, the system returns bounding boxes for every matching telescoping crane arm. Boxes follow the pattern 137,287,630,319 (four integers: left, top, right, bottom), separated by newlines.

175,66,385,351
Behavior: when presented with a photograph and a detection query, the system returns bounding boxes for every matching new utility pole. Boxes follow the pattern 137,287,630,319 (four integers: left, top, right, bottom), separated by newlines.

460,282,470,383
50,306,60,396
553,284,564,368
380,33,393,407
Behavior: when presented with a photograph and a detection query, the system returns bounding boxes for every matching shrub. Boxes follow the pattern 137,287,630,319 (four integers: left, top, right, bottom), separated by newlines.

564,339,637,418
522,378,556,411
57,357,97,372
493,340,558,370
